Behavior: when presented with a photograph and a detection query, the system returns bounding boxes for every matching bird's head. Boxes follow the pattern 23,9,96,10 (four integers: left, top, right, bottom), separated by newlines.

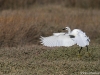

62,27,71,34
62,27,70,30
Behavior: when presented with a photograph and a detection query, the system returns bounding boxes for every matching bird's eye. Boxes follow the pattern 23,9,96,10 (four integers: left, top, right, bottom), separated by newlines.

66,27,68,29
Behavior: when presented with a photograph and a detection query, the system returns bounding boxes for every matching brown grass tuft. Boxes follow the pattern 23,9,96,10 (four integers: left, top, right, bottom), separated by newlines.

0,5,100,47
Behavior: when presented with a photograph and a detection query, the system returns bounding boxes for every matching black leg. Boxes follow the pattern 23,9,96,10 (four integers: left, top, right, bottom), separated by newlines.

86,45,91,56
86,46,88,52
79,47,82,54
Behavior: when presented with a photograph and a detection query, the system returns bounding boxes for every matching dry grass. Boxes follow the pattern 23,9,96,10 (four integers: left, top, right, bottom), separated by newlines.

1,0,100,10
0,5,100,47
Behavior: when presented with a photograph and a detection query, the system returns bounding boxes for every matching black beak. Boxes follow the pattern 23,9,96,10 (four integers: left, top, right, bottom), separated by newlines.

62,28,66,30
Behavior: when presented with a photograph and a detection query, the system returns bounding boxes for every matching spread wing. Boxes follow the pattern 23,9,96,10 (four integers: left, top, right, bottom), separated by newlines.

40,34,76,47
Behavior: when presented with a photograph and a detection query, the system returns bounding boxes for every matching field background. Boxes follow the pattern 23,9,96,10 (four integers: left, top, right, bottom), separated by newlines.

0,0,100,75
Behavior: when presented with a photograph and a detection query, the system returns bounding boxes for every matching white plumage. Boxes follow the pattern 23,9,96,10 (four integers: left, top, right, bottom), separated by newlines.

40,27,90,47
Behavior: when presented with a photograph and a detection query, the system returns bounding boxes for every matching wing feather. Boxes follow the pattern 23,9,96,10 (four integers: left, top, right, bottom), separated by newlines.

40,34,76,47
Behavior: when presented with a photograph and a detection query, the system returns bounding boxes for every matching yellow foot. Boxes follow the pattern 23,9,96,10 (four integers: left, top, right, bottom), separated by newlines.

87,52,91,57
77,54,82,58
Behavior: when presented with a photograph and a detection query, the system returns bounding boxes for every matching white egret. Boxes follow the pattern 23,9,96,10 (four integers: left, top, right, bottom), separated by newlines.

40,27,90,55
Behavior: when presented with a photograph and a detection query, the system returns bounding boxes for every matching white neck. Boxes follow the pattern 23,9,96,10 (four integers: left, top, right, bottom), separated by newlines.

67,27,71,34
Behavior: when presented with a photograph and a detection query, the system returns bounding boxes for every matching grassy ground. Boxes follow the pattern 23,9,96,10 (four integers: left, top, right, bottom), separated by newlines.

0,43,100,75
0,4,100,75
